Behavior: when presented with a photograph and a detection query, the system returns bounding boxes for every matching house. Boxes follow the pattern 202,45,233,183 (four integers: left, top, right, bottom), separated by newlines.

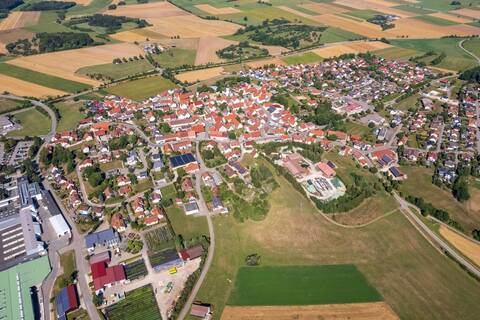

185,162,200,174
111,213,126,232
315,162,336,178
179,245,204,261
91,261,126,293
152,160,164,172
181,178,194,193
184,201,200,215
85,228,120,253
55,284,79,320
190,303,212,319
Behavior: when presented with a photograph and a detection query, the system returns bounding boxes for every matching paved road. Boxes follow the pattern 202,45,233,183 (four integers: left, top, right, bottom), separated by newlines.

44,181,101,320
459,39,480,66
177,143,216,320
394,192,480,278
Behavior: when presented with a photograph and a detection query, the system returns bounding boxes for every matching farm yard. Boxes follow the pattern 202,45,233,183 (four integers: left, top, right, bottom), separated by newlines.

228,265,382,306
104,285,161,320
195,170,480,320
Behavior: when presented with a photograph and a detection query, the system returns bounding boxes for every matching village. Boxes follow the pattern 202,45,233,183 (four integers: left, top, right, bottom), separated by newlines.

1,52,479,320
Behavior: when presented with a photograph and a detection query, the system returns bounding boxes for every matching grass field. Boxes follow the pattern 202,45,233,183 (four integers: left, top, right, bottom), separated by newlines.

152,48,197,68
344,9,382,20
0,63,91,93
104,284,161,320
76,60,153,81
414,14,459,26
374,46,420,61
55,101,86,133
463,37,480,60
229,265,382,306
53,250,76,294
25,11,72,33
166,206,208,240
390,38,478,71
0,99,21,114
393,4,435,15
399,166,480,235
195,166,480,320
320,27,365,44
282,52,323,65
160,184,176,203
106,76,176,101
7,108,51,137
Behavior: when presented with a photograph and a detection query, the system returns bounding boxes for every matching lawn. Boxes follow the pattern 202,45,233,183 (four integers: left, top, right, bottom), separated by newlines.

390,38,478,71
104,284,161,320
0,99,22,114
151,48,197,69
133,179,154,193
99,160,123,172
195,168,480,320
229,265,382,306
282,52,323,65
55,101,86,132
106,76,176,101
0,63,91,93
166,205,208,240
399,165,480,235
76,60,154,81
343,121,373,138
160,184,177,203
414,15,459,26
7,108,51,137
394,93,420,111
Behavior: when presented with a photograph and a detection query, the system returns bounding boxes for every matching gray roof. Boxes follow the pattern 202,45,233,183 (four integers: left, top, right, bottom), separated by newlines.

85,228,119,249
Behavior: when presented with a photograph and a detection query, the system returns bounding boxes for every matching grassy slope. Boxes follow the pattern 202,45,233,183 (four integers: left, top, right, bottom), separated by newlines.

390,38,478,71
151,48,196,68
463,37,480,61
76,60,153,81
229,265,382,305
0,63,91,93
7,108,51,137
55,101,86,132
196,169,480,320
0,99,21,114
399,166,480,235
106,76,176,101
374,47,420,61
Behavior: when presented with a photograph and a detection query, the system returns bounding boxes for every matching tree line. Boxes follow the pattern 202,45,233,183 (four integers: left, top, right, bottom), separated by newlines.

20,1,76,11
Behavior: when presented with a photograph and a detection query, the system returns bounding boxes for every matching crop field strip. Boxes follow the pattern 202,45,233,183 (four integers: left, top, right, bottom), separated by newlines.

104,285,161,320
0,74,66,98
144,225,175,252
228,265,382,306
125,259,148,280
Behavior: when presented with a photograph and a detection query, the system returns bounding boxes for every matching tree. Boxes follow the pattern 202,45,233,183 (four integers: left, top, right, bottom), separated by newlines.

92,294,103,306
453,176,470,202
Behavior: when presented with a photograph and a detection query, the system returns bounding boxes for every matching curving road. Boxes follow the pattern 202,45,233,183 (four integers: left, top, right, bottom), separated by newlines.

459,38,480,66
394,192,480,278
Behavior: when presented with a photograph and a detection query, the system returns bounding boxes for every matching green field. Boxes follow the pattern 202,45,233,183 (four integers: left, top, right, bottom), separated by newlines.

344,9,382,20
320,27,365,44
229,265,381,306
166,206,208,240
106,76,176,101
151,48,197,68
55,101,86,132
195,162,480,320
0,63,91,93
463,37,480,61
404,0,480,11
105,285,161,320
393,4,436,14
414,14,458,26
390,38,478,71
160,184,176,203
374,46,420,61
7,108,51,137
53,250,76,294
66,0,112,16
282,52,323,65
222,7,320,26
0,99,22,114
76,60,153,81
25,11,73,33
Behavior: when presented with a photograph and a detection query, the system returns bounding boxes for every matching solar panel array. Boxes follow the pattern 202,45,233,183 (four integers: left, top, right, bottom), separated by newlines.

169,153,196,168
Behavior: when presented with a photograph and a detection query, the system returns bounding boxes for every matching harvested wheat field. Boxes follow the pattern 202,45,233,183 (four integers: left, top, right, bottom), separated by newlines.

440,225,480,267
389,18,480,38
195,4,241,15
312,41,391,58
246,57,285,68
176,67,225,82
7,43,143,85
261,44,287,56
429,12,472,24
334,0,396,10
277,6,317,19
0,29,34,53
72,0,92,5
221,302,399,320
109,28,167,42
109,1,188,19
0,11,40,31
300,3,350,15
0,74,65,98
310,14,386,38
450,8,480,20
149,15,240,38
195,36,237,65
158,37,199,50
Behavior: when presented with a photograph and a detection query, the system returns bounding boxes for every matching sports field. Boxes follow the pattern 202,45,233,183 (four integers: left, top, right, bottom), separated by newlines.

195,163,480,320
106,76,176,101
7,108,51,137
229,265,382,306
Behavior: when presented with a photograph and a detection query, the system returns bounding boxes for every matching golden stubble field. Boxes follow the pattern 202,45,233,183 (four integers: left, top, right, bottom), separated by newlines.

439,225,480,267
312,40,391,58
195,4,241,15
221,302,399,320
6,43,144,85
0,74,65,98
176,66,225,82
0,11,40,31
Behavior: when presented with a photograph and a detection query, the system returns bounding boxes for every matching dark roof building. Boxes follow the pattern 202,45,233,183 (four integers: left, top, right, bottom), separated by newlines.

85,228,120,252
169,153,196,168
56,284,79,320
